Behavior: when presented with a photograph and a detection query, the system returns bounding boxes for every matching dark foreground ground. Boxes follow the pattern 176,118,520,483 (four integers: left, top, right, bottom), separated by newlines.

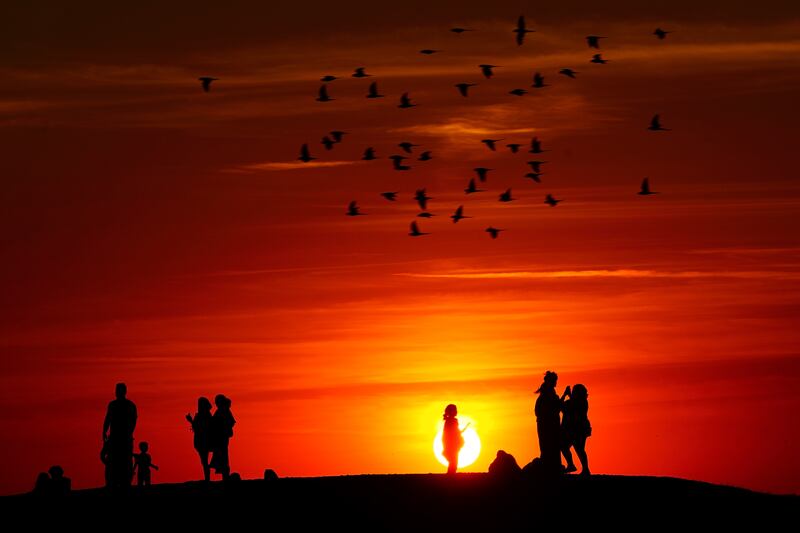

2,473,797,529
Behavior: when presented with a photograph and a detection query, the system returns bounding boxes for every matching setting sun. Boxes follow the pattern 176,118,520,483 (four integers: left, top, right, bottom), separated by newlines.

433,415,481,469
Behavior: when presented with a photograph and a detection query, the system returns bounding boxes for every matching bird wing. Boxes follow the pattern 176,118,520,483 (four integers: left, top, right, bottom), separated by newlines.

517,16,525,30
410,221,419,234
319,85,328,98
651,114,660,128
641,178,650,192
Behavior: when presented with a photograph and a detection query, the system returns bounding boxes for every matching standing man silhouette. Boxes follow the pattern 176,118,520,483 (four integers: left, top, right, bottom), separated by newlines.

103,382,137,488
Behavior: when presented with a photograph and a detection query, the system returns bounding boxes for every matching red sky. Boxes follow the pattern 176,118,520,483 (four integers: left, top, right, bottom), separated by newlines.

1,1,800,495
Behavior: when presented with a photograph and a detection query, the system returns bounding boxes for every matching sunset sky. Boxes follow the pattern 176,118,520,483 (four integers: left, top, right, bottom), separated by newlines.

2,1,799,495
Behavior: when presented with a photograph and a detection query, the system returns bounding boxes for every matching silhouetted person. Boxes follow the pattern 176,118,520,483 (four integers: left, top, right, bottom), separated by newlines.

534,371,562,474
48,465,71,496
561,384,592,476
210,394,236,480
488,450,521,477
103,382,137,488
442,404,464,475
33,472,50,495
186,396,213,482
133,442,158,486
264,469,279,481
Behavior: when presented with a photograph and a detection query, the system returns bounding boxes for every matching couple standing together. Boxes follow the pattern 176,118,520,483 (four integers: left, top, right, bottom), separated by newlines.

185,394,236,481
535,371,591,475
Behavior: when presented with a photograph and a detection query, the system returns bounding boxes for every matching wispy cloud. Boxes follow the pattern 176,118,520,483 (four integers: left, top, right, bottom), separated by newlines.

225,160,360,172
397,269,800,280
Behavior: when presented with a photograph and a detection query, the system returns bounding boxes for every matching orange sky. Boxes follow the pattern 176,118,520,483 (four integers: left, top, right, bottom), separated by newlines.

1,1,800,495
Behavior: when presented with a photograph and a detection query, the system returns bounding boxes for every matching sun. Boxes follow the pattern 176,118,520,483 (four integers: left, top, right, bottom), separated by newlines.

433,415,481,469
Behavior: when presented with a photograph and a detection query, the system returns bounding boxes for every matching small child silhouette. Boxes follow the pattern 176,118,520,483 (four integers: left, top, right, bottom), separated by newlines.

133,442,159,486
442,404,465,475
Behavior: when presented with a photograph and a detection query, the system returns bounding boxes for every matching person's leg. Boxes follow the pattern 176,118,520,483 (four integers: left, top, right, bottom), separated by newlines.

561,431,577,472
575,436,590,475
446,452,457,474
200,450,210,482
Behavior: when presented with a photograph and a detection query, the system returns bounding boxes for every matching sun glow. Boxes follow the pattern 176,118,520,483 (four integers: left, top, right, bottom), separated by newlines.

433,415,481,469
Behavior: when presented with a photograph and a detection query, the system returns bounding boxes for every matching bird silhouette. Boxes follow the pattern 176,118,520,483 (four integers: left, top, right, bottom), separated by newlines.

465,178,485,194
414,189,432,210
419,49,440,54
363,147,378,160
559,68,578,78
455,83,477,97
320,75,337,82
654,28,672,40
544,194,562,207
198,77,218,92
298,143,315,163
506,143,522,153
527,160,547,173
451,205,470,223
590,54,609,64
529,137,547,153
531,72,547,88
525,172,543,183
450,27,475,34
381,191,399,201
499,188,515,202
638,178,658,195
366,81,384,99
486,227,503,239
513,15,534,46
321,136,335,150
509,88,528,96
398,93,416,108
352,67,371,78
482,139,504,151
418,151,433,161
474,167,492,182
409,221,429,236
389,155,411,171
479,64,499,79
417,212,435,218
330,131,347,143
346,201,365,216
586,35,606,49
316,84,333,102
399,142,420,154
648,114,670,131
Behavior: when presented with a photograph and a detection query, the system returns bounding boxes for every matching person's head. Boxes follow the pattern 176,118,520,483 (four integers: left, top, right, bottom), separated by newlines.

198,396,212,413
139,442,149,453
571,383,588,399
444,404,458,419
115,382,127,399
536,371,558,393
215,394,230,409
35,472,50,489
48,465,64,479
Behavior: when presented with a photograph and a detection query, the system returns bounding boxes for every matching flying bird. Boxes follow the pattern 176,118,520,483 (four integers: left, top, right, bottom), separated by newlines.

531,72,547,88
509,88,528,96
414,189,432,210
352,67,371,78
418,151,433,161
363,147,377,160
525,173,543,183
486,227,503,239
451,205,470,223
473,167,492,182
482,139,504,151
586,35,606,49
638,178,658,195
321,136,335,150
320,75,337,82
529,137,546,153
544,194,562,207
499,188,515,202
450,27,475,34
559,68,578,78
465,178,485,194
381,192,398,201
298,143,315,163
389,155,411,171
330,131,347,143
527,160,547,173
590,54,608,64
409,221,429,237
455,83,477,97
648,114,670,131
398,92,416,108
419,49,440,54
513,15,534,46
366,81,384,99
198,77,218,92
346,201,365,216
316,84,333,102
417,212,435,218
506,143,522,153
479,64,499,79
398,142,420,154
654,28,672,40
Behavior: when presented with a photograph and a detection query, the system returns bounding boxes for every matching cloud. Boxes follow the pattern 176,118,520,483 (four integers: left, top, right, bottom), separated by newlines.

225,160,361,172
397,269,800,280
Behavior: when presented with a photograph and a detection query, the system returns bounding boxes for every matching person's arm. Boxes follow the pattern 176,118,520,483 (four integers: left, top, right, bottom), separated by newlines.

152,464,159,470
102,403,111,441
131,403,138,433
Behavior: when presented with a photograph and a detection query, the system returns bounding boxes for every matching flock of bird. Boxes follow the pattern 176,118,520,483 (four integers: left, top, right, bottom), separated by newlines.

200,17,673,239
